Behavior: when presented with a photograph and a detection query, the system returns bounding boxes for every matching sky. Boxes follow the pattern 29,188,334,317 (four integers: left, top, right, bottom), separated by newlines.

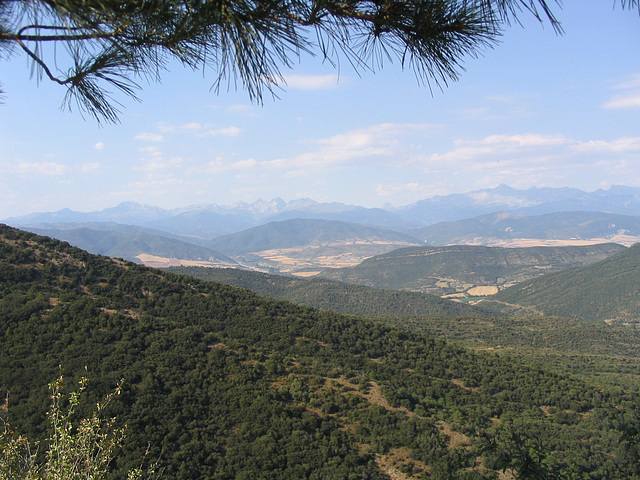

1,2,640,219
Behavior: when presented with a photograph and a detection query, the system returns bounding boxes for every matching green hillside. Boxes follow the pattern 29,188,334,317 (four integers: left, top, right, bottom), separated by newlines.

487,243,640,323
319,243,625,296
207,218,422,255
168,267,640,392
3,225,640,479
166,266,480,317
25,226,236,265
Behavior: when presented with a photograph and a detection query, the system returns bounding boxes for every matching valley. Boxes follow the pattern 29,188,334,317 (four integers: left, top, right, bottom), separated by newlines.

5,185,640,479
4,224,640,479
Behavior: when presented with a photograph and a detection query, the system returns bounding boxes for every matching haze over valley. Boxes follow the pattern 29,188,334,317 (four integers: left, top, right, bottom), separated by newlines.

7,185,640,299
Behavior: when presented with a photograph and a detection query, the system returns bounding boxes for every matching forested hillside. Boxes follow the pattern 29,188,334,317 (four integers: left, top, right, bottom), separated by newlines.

24,226,236,266
2,225,640,479
166,266,480,317
319,243,624,296
487,243,640,323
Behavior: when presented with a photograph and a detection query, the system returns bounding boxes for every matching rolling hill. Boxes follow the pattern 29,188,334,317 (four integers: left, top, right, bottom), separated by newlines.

410,210,640,246
206,218,423,272
166,266,481,317
3,224,640,479
23,226,237,267
318,243,626,297
207,218,422,255
486,243,640,323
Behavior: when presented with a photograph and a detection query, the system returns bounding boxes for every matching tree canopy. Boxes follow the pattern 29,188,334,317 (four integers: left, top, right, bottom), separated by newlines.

0,0,637,123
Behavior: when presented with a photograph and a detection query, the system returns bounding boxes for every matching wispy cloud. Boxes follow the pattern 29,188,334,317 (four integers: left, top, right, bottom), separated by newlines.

80,162,100,173
156,122,241,137
415,134,570,168
572,137,640,153
134,132,164,142
283,74,342,90
264,123,436,172
133,156,183,173
602,93,640,109
399,134,640,200
15,161,68,176
455,94,537,121
602,73,640,109
205,157,257,174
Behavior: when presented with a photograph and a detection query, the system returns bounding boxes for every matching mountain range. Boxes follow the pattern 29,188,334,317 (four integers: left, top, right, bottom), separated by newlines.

8,184,640,239
410,210,640,246
5,184,640,279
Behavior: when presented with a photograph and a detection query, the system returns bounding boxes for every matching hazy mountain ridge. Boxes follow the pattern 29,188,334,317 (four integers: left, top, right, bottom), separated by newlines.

411,210,640,246
7,185,640,240
395,184,640,225
6,185,640,277
207,218,422,255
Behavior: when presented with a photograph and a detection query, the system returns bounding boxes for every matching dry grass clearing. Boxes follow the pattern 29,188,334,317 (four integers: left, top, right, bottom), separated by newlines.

467,286,499,296
136,254,236,269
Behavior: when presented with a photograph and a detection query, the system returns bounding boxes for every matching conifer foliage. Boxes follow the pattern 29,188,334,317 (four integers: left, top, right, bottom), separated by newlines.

0,0,565,122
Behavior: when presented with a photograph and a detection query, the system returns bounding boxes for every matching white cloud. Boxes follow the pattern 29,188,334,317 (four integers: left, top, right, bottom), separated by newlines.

80,162,100,172
180,122,202,131
15,161,67,176
264,123,435,171
602,93,640,109
602,73,640,109
202,126,241,137
155,123,241,137
134,132,164,142
376,182,422,197
205,157,257,174
94,142,105,151
138,146,163,156
399,133,640,198
572,137,640,153
133,156,183,173
283,74,342,90
612,73,640,90
225,104,258,116
417,134,572,167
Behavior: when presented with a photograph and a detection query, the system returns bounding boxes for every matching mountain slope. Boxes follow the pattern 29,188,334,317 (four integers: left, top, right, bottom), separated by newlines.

487,243,640,323
2,224,640,479
207,218,422,255
396,184,640,225
206,218,423,272
319,243,625,296
23,226,236,266
268,205,418,231
166,266,481,317
410,211,640,246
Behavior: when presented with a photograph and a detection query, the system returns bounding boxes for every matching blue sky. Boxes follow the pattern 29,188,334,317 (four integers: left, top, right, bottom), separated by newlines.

1,2,639,219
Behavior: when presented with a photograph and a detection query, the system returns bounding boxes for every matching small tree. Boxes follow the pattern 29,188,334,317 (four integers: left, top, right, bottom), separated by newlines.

0,374,157,480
